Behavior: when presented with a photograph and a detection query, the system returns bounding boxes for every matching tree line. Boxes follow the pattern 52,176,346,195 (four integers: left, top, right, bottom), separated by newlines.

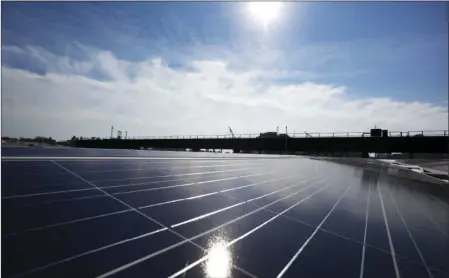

2,136,57,144
71,136,103,141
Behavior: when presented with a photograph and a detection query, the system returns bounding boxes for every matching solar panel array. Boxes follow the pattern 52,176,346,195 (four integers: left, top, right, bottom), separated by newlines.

2,147,448,278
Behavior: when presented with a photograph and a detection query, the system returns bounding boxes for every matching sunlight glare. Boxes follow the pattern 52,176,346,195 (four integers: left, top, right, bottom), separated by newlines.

248,2,283,29
203,237,232,278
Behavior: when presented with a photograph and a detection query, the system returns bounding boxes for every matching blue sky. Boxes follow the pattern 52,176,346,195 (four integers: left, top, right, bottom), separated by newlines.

2,2,448,139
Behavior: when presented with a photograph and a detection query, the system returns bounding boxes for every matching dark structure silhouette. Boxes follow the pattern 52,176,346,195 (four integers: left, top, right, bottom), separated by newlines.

73,133,448,157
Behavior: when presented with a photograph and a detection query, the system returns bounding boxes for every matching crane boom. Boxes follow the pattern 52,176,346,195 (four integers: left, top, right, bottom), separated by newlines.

228,126,236,139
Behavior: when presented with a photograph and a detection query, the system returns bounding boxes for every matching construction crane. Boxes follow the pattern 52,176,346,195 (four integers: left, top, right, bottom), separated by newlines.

228,126,236,139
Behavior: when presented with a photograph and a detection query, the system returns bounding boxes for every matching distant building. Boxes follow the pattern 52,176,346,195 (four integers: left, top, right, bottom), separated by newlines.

258,132,290,139
258,132,278,138
370,127,389,138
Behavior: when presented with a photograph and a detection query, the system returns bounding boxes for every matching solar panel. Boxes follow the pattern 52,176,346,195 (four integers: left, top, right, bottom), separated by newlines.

2,147,448,278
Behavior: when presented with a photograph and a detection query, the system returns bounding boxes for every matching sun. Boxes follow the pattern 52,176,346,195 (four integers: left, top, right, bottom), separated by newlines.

247,2,283,29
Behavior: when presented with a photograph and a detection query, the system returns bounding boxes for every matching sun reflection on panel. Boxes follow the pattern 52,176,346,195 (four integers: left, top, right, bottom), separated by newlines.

202,236,233,278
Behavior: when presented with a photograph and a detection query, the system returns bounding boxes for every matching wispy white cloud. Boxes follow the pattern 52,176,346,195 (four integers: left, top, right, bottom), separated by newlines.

2,44,447,140
2,45,27,55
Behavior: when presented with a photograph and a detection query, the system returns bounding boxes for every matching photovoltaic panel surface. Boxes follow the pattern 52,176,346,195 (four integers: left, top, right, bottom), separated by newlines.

2,147,448,278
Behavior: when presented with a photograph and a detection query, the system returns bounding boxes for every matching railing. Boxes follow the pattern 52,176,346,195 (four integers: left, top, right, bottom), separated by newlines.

87,130,448,140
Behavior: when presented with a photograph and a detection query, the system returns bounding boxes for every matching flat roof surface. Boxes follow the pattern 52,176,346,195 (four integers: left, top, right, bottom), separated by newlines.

2,147,448,278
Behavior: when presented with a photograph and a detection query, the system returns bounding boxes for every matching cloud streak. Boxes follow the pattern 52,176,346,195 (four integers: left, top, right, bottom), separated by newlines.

2,44,447,140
